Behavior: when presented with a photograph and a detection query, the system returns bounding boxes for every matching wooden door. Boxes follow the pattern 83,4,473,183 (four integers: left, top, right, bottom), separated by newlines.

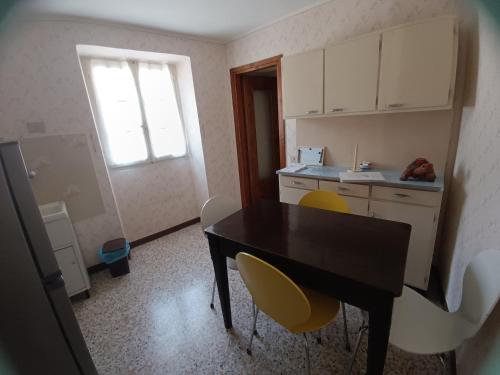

242,76,280,203
378,16,456,111
370,200,436,290
282,49,324,117
324,33,381,114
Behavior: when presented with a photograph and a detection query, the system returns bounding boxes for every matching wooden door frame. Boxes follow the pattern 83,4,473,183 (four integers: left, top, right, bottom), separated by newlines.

230,55,284,207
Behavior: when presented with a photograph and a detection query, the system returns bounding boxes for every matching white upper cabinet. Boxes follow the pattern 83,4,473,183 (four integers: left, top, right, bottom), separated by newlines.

282,49,324,117
378,16,457,111
324,33,381,114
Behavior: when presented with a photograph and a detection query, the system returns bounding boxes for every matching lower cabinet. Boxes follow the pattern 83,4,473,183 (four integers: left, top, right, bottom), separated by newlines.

279,186,311,204
55,246,87,297
340,196,369,216
279,175,442,291
369,200,437,290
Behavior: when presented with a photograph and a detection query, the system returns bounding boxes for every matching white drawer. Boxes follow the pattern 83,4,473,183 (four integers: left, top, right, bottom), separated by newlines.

343,196,369,216
279,175,318,190
319,180,369,198
45,218,74,250
279,186,311,205
371,186,442,206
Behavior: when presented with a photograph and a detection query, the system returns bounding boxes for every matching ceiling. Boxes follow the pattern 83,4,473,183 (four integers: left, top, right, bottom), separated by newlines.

20,0,329,42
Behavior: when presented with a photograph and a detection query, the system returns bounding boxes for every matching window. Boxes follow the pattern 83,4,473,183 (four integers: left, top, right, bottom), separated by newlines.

89,59,187,167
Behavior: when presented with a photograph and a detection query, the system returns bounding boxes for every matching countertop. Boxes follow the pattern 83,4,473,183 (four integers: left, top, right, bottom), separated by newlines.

277,166,444,192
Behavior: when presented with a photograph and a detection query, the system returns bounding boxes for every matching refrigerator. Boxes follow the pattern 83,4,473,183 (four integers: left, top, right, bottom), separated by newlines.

0,141,97,375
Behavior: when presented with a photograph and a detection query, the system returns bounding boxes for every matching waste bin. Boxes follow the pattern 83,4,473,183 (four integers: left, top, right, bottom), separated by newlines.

99,238,131,277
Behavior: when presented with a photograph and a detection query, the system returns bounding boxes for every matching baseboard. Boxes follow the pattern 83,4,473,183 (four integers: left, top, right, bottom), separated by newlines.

129,217,200,248
86,217,200,274
87,262,108,274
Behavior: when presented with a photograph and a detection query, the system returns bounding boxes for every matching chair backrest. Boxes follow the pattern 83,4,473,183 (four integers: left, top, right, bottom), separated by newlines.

458,249,500,336
236,252,311,331
200,196,240,231
299,190,350,214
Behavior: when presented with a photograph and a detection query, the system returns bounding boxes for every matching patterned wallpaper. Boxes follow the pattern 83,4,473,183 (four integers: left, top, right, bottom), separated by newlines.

0,19,239,264
226,0,456,67
439,7,500,373
0,0,459,267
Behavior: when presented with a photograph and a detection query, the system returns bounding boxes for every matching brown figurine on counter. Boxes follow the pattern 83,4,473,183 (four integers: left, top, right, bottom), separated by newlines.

400,158,436,182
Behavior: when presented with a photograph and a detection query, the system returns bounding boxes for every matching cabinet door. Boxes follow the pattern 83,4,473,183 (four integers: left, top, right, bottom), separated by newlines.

324,33,380,114
282,49,324,117
378,16,456,111
55,246,85,296
279,186,310,205
343,196,369,216
370,200,436,290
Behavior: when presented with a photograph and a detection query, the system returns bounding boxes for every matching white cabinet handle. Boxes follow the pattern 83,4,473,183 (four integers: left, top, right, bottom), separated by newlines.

394,193,411,198
330,108,344,112
388,103,405,108
306,110,319,114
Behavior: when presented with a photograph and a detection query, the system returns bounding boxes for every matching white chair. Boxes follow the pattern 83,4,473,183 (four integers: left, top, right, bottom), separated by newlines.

348,248,500,373
200,196,241,309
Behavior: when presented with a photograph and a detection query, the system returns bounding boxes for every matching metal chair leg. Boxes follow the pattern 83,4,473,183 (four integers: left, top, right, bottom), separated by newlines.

247,306,259,355
303,333,311,375
210,276,216,309
342,302,351,351
347,319,368,374
436,353,447,374
252,300,258,335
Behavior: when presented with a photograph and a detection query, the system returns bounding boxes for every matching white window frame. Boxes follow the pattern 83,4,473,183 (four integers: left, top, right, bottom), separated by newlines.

82,58,188,169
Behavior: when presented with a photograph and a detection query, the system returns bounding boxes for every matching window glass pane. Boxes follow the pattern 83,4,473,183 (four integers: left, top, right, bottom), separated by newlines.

90,59,148,166
138,63,187,158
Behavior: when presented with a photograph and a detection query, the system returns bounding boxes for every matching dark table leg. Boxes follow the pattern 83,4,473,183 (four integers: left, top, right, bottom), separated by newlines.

208,236,232,329
367,298,393,374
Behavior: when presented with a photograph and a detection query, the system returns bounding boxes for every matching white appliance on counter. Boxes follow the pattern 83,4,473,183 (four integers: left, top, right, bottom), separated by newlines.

39,201,91,298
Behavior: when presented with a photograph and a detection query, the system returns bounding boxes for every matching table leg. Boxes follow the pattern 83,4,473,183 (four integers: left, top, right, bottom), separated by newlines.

208,236,232,329
367,299,393,374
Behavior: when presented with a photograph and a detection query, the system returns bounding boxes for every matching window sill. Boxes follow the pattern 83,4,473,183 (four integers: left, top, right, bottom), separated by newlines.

107,153,188,170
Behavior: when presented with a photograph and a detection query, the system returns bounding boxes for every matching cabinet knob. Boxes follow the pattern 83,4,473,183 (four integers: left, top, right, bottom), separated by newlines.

388,103,405,108
306,110,319,114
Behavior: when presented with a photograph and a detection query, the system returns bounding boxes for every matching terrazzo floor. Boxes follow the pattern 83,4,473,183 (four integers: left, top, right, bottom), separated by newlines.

72,224,444,374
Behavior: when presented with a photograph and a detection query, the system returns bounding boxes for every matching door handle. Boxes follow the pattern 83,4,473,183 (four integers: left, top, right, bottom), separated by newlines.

330,108,344,112
388,103,405,108
306,110,319,114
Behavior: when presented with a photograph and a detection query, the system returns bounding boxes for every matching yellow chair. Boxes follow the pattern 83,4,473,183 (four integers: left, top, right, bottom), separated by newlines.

299,190,351,350
236,252,340,374
298,189,349,213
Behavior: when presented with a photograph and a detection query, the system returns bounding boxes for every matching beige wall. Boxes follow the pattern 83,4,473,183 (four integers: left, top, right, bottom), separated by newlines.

440,6,500,374
227,2,500,372
296,111,454,172
0,19,238,264
226,0,457,171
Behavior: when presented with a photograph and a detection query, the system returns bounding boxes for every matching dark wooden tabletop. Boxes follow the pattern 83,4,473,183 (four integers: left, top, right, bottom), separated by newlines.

205,200,410,296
